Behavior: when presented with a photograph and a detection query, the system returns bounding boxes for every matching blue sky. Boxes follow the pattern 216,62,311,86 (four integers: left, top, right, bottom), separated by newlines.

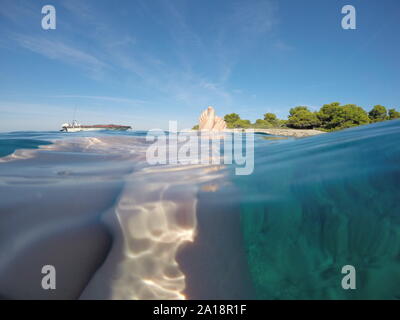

0,0,399,131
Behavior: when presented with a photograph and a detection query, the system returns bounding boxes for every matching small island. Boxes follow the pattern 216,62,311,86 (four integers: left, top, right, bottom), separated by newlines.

193,103,400,137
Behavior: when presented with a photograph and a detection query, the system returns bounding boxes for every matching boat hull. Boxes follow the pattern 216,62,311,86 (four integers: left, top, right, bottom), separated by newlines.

61,125,132,132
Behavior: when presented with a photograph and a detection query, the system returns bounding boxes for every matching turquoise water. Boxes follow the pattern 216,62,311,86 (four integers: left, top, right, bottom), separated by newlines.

236,120,400,299
0,120,399,299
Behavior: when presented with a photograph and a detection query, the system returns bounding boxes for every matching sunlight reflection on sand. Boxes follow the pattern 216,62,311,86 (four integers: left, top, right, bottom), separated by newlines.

65,135,226,299
110,162,225,299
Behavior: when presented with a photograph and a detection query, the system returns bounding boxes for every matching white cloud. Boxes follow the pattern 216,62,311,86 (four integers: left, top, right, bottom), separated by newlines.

12,34,108,75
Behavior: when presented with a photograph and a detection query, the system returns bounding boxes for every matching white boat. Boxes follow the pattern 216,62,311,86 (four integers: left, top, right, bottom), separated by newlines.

61,120,132,132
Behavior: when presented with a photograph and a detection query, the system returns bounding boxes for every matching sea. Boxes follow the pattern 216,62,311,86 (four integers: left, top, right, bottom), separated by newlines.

0,119,399,300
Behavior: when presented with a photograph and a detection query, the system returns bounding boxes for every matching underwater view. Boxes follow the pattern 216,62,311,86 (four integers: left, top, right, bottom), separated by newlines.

1,119,399,300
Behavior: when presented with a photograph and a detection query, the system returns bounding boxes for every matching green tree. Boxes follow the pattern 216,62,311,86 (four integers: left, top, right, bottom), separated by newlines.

253,119,271,129
318,103,370,130
232,119,251,128
262,112,279,127
289,106,309,117
388,108,400,120
369,105,387,122
192,124,199,130
338,105,370,129
263,113,277,121
278,119,288,127
224,113,240,124
317,102,341,128
287,107,321,129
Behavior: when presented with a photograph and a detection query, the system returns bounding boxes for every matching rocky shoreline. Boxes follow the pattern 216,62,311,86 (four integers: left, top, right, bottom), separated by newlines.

222,128,325,137
250,128,326,137
190,127,326,137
